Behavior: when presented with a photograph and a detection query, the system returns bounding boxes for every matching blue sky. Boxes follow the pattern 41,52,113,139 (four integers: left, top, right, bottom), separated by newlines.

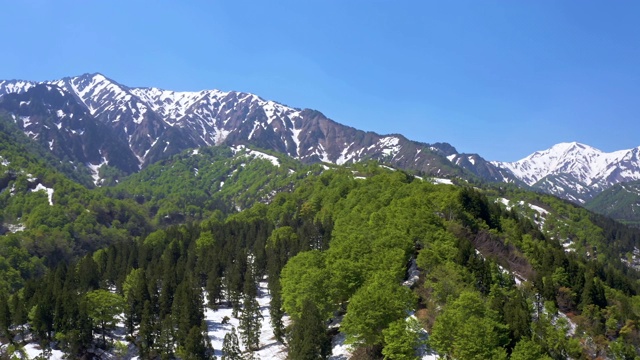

1,1,638,161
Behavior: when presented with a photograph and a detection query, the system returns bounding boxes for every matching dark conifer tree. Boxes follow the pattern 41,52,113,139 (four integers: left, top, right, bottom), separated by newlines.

269,280,285,343
30,289,55,343
206,269,223,308
10,292,27,340
66,299,93,357
222,326,242,360
139,300,156,358
239,293,262,352
225,261,243,317
173,277,204,348
77,255,101,291
0,292,11,339
181,325,212,360
288,299,331,360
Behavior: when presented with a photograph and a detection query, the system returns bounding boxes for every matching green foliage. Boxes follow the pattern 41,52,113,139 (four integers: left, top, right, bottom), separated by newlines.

108,145,305,224
280,250,333,320
341,273,416,347
510,339,552,360
429,291,508,360
85,289,124,345
381,317,424,360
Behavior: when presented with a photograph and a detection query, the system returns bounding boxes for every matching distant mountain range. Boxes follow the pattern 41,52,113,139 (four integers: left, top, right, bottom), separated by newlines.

1,73,640,218
492,142,640,204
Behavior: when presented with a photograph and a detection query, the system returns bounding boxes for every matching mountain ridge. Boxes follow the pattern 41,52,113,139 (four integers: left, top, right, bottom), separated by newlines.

3,73,640,211
0,73,483,182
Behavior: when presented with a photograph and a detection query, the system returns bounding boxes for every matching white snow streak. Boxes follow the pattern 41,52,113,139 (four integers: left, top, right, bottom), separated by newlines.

31,183,54,205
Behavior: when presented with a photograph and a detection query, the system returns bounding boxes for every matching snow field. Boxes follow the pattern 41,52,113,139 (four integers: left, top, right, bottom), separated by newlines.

204,281,288,359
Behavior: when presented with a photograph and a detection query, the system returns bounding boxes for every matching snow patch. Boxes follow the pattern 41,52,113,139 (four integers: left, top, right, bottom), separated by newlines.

430,178,453,185
6,223,25,233
31,183,54,205
379,136,401,157
291,127,302,156
22,343,66,360
20,116,32,127
87,157,108,186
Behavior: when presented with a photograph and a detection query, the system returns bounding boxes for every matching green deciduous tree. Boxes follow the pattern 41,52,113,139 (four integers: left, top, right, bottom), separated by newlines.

85,289,124,346
341,273,416,347
429,291,508,360
381,317,424,360
280,250,333,320
510,339,552,360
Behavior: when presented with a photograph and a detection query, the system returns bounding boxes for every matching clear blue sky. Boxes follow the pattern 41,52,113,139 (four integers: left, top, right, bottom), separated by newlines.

1,1,639,161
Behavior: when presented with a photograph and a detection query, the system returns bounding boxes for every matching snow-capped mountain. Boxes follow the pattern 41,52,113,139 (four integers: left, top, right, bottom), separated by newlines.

492,142,640,203
2,73,640,212
0,73,477,183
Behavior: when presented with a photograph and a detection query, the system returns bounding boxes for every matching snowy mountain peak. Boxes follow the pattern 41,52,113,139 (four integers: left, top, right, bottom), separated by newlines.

493,142,640,203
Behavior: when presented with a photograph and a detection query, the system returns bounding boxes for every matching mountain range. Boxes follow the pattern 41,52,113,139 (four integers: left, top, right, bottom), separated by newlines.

1,73,639,214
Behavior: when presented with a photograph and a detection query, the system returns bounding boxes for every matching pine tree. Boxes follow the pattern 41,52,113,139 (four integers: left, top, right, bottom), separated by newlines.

0,292,11,339
206,269,222,308
139,300,156,358
77,255,101,291
157,316,176,359
222,326,242,360
123,268,148,335
66,299,93,357
180,325,212,360
269,280,285,343
287,298,331,360
172,278,204,348
239,294,262,352
226,262,243,317
11,292,27,340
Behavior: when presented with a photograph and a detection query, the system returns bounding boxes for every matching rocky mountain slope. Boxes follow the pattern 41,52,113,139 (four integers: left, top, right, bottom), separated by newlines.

0,73,503,184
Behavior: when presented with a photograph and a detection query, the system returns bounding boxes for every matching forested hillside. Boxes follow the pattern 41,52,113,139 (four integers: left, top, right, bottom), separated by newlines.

0,118,149,295
1,143,640,359
102,145,310,225
586,181,640,227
